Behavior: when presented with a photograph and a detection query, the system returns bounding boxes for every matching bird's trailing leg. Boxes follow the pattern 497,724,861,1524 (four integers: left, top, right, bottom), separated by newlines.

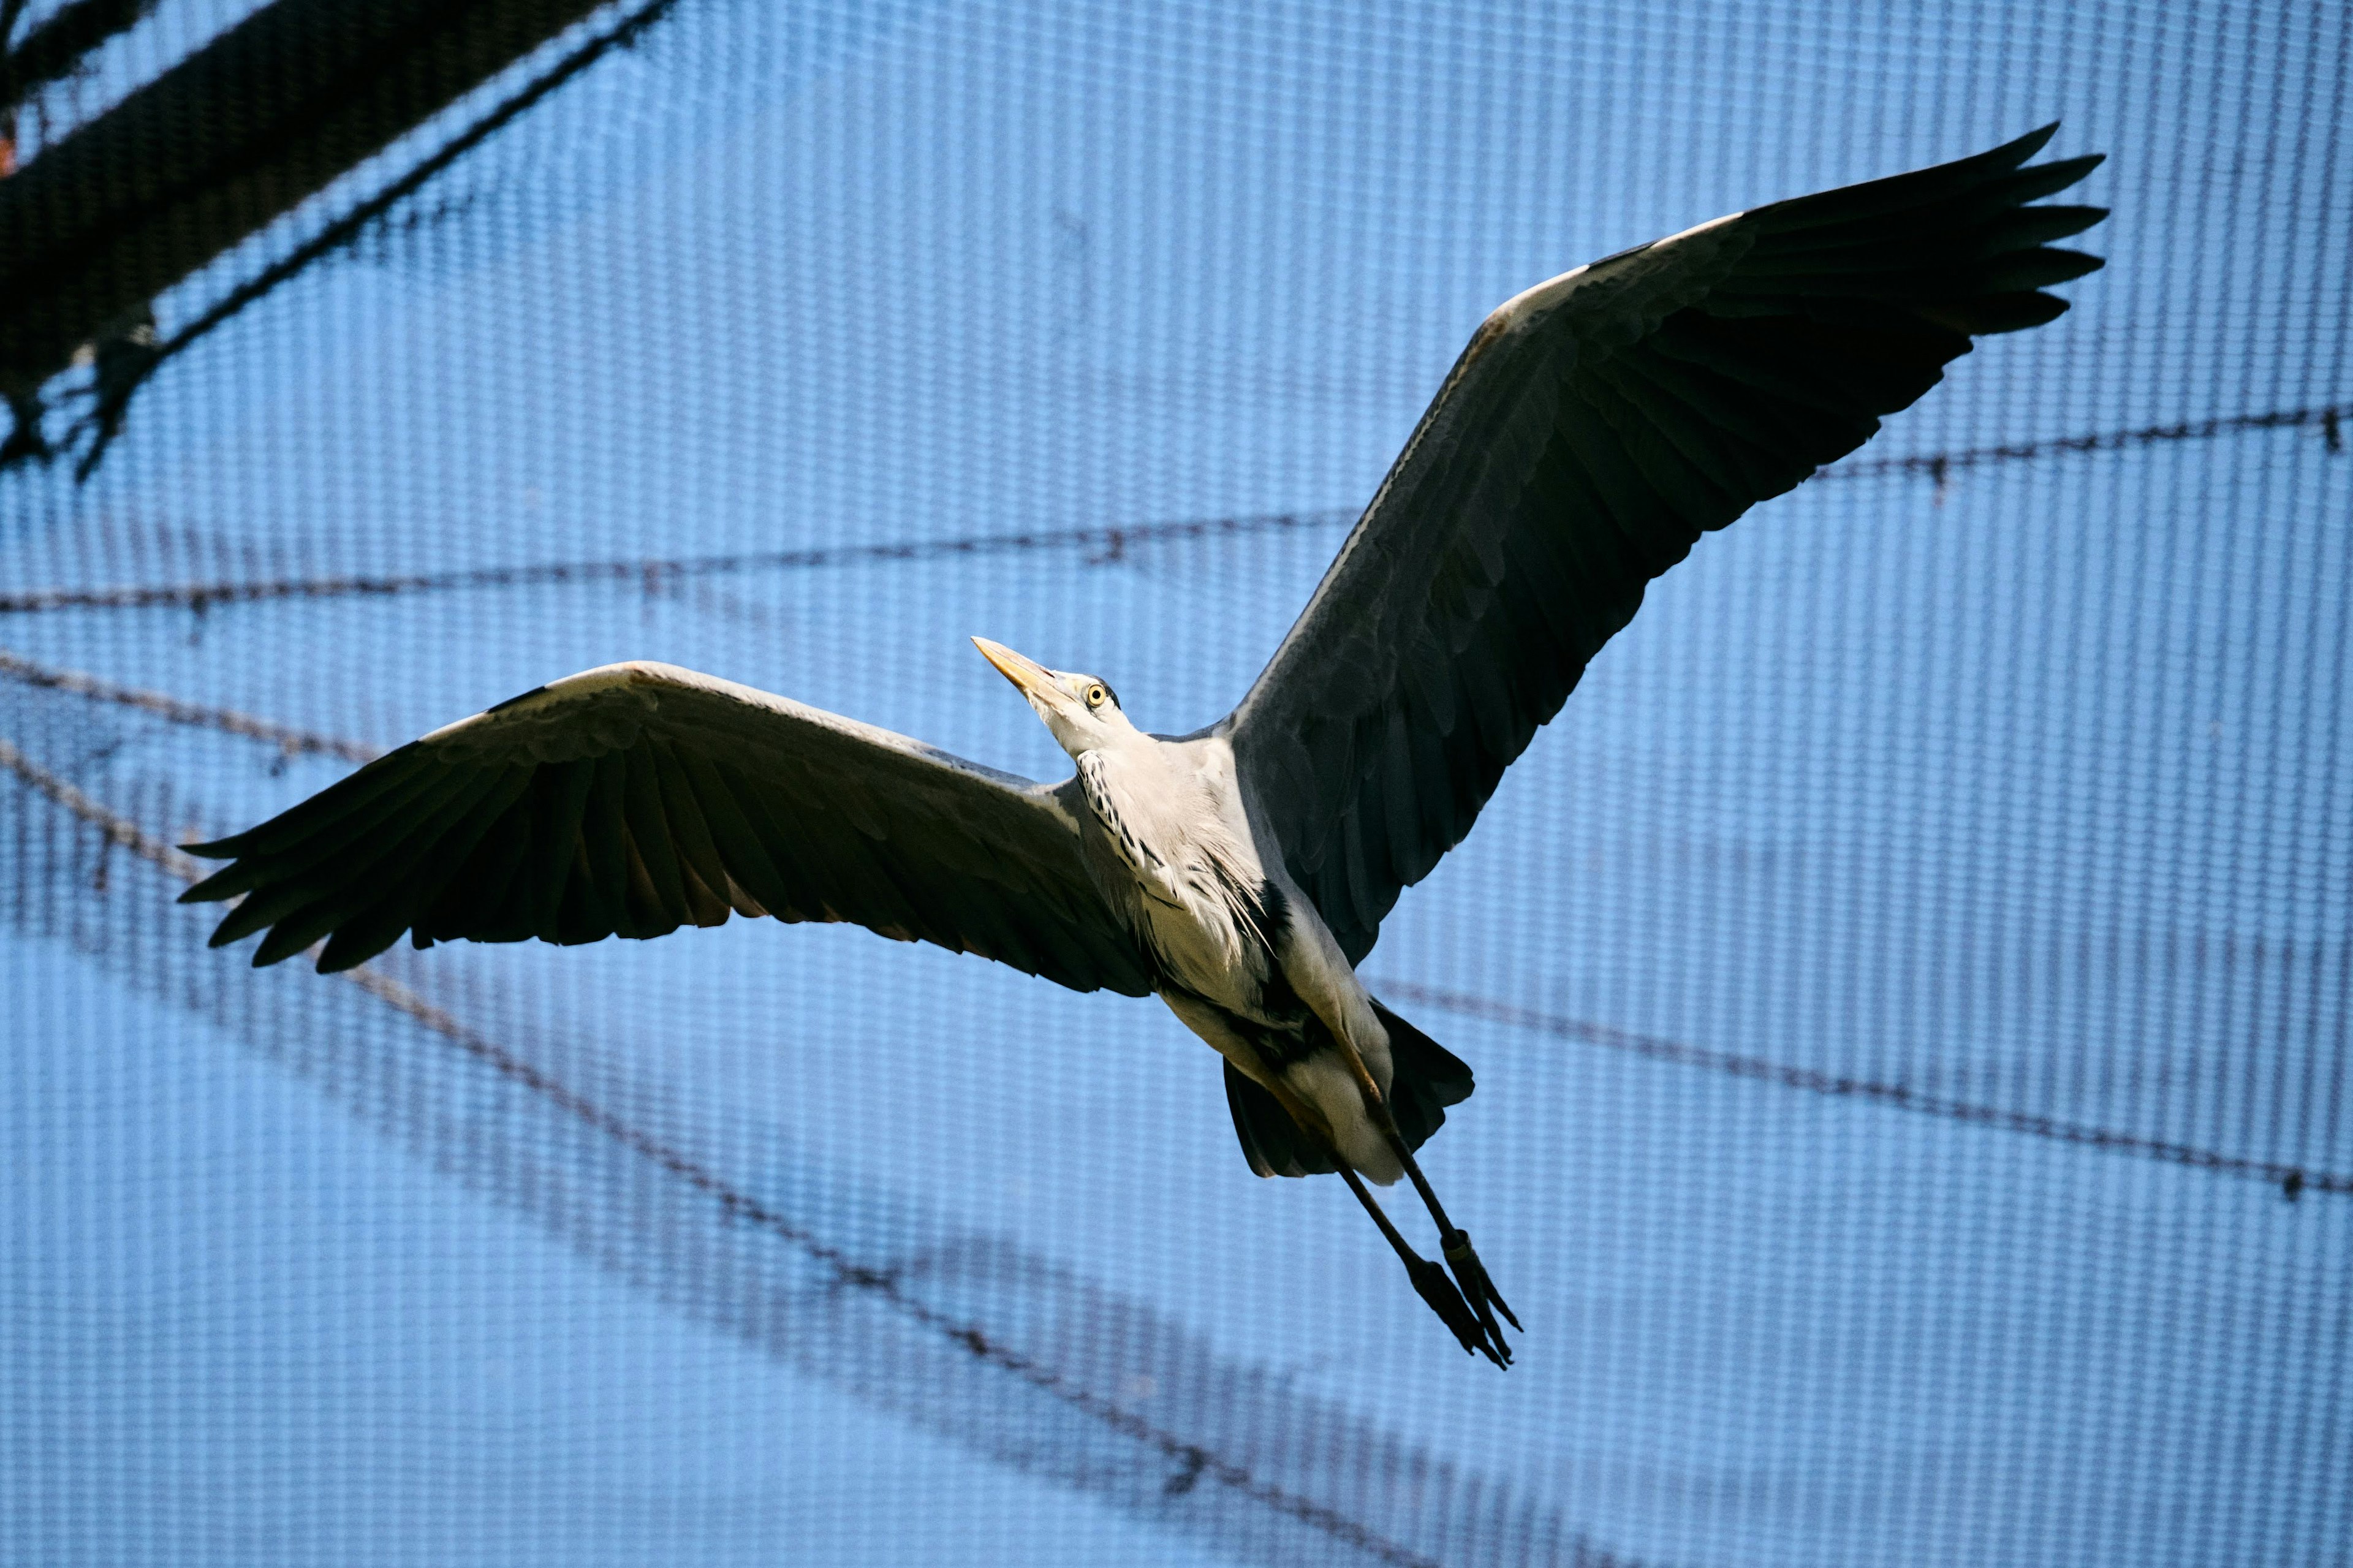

1333,1162,1502,1367
1332,1042,1519,1363
1406,1156,1519,1357
1245,1061,1502,1366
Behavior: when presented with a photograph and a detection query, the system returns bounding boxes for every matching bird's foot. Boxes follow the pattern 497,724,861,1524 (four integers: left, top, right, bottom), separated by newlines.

1406,1254,1508,1368
1440,1229,1518,1362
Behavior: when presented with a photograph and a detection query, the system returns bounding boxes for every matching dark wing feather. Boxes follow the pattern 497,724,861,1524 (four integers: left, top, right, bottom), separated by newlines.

1229,126,2105,960
182,661,1155,994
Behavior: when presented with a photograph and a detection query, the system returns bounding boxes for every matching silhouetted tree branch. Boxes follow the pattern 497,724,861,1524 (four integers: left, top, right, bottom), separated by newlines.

0,0,620,405
0,0,156,114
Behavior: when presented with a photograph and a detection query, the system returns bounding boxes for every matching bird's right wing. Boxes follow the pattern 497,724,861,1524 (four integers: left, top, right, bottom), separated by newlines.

1229,125,2105,961
181,661,1156,994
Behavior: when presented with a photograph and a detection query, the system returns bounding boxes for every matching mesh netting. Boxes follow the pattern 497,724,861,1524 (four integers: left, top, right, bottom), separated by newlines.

2,2,2347,1564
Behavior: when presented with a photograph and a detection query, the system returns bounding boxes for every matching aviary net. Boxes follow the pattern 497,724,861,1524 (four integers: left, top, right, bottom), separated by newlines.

2,2,2346,1564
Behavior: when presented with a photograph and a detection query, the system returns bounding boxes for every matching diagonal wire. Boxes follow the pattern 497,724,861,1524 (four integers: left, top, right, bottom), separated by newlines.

1374,980,2343,1202
9,398,2344,613
9,643,2338,1202
0,730,1495,1568
0,647,381,761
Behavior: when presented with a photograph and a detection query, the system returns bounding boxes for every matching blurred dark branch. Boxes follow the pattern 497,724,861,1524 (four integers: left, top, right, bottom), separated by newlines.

0,0,648,405
1378,980,2346,1201
0,0,155,113
59,0,682,475
59,0,681,479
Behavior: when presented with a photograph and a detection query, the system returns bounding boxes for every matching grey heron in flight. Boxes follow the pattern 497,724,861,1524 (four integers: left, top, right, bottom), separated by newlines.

186,126,2104,1367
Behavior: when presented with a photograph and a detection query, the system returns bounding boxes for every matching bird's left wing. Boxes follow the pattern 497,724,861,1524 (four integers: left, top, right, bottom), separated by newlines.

181,661,1156,994
1228,126,2105,960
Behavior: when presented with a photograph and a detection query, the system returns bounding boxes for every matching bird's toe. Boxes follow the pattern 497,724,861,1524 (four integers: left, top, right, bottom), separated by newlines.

1441,1229,1520,1360
1406,1256,1507,1367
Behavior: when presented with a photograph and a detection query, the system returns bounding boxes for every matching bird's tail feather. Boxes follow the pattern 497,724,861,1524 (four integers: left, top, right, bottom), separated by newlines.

1224,1061,1339,1178
1371,999,1474,1153
1222,1001,1473,1178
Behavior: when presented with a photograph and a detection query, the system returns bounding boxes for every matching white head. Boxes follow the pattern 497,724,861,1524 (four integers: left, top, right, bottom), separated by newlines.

972,637,1140,758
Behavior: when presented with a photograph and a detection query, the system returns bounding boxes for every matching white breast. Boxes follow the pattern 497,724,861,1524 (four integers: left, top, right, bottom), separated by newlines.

1077,740,1273,1011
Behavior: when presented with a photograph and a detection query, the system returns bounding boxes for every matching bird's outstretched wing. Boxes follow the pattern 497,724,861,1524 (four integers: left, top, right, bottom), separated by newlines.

182,661,1155,993
1229,124,2105,960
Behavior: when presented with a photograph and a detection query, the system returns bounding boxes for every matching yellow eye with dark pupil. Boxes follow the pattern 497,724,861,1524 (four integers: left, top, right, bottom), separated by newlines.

1086,685,1106,708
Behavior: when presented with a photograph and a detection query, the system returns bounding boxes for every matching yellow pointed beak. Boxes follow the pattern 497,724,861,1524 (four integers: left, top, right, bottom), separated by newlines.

971,636,1060,703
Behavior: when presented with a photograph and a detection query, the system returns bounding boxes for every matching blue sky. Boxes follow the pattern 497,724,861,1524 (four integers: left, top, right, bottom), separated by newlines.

4,2,2348,1564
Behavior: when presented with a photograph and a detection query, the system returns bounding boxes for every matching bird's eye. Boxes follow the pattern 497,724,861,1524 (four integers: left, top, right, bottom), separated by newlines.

1086,685,1107,709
